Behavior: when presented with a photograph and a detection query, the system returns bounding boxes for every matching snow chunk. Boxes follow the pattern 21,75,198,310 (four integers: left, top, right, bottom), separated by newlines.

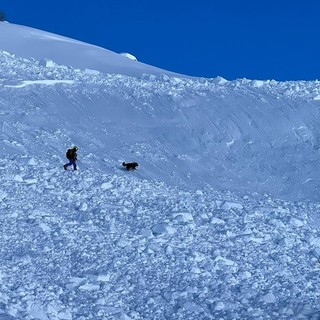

211,217,225,224
13,174,23,182
97,274,111,282
240,271,252,279
173,212,194,223
252,80,265,88
120,52,138,61
0,190,7,201
38,223,51,232
183,302,204,313
101,182,113,190
68,277,86,287
24,178,38,184
226,138,235,147
140,228,154,238
28,303,50,320
39,58,56,68
79,283,100,291
214,256,235,265
214,302,225,311
310,237,320,247
28,158,37,166
57,310,72,320
262,292,277,303
103,306,123,315
214,76,228,85
152,222,176,236
79,202,88,211
219,201,243,210
290,218,304,227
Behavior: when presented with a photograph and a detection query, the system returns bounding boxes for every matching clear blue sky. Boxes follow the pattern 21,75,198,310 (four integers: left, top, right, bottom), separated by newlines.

1,0,320,81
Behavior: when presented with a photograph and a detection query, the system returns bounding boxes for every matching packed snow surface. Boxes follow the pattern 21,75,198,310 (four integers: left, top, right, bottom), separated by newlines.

1,22,320,319
0,22,175,77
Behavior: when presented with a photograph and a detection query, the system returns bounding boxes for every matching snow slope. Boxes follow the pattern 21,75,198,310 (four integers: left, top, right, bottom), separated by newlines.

2,47,320,201
0,22,177,77
1,22,320,319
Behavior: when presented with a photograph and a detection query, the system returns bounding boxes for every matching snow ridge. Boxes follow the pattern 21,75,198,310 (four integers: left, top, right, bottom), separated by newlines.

2,51,320,101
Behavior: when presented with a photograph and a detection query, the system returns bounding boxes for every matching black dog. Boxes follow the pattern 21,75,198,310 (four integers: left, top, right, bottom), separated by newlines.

122,162,139,170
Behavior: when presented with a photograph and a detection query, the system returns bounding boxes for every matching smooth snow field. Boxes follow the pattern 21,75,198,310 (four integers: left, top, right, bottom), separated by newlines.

1,22,320,319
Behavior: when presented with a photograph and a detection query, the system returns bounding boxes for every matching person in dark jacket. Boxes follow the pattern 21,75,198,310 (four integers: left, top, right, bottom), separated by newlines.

64,146,78,170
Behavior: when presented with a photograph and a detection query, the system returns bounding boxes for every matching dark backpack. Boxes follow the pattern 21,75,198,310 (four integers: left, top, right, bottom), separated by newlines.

66,149,73,160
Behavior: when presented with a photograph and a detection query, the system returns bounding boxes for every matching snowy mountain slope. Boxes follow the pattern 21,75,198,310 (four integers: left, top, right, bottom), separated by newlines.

1,22,320,319
0,22,178,77
2,49,320,201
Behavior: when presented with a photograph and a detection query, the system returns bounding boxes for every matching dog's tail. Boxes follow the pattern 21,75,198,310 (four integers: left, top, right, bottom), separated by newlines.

122,162,126,167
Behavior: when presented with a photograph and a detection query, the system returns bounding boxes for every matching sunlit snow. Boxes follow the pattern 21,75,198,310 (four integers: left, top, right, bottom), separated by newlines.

1,22,320,320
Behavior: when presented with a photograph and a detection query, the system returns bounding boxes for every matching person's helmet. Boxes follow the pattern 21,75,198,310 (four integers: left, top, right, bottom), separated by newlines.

73,146,78,151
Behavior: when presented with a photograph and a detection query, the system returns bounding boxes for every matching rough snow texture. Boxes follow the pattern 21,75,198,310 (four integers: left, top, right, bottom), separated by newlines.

1,159,320,320
2,50,320,201
1,22,320,319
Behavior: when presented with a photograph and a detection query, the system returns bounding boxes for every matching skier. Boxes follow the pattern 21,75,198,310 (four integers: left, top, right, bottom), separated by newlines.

64,146,78,170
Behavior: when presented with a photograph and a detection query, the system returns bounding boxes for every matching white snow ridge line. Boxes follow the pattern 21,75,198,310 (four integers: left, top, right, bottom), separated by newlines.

4,79,74,88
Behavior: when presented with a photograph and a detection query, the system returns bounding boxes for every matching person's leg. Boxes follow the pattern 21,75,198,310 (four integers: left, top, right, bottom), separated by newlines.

72,160,77,170
64,160,72,169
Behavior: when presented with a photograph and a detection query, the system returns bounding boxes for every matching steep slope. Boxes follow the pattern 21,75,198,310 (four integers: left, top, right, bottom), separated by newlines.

1,49,320,200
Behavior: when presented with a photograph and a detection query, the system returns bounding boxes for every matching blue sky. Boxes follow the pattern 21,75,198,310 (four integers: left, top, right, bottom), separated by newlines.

1,0,320,81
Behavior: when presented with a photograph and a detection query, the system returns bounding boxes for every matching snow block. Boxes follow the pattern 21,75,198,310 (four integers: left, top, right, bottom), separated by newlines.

152,223,176,236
